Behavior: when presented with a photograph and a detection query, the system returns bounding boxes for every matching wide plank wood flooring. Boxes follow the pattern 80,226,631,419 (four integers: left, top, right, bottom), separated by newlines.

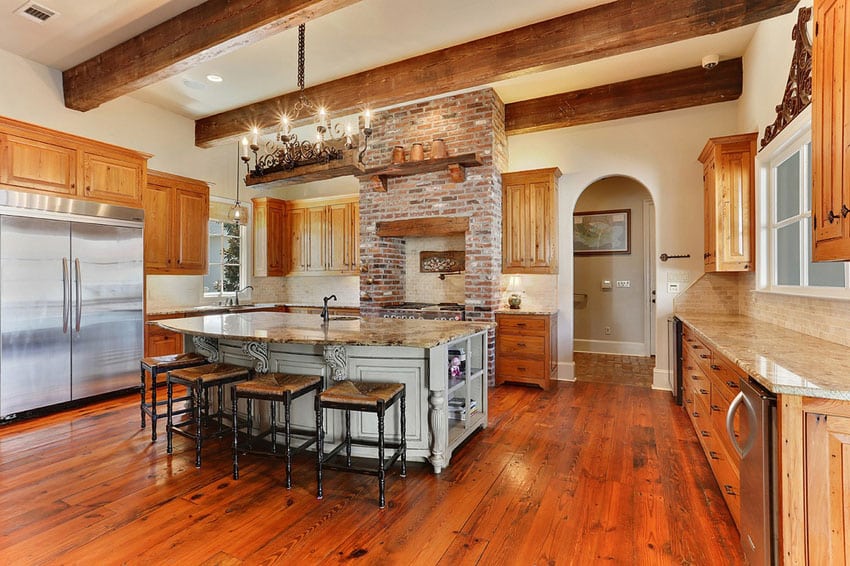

0,381,743,565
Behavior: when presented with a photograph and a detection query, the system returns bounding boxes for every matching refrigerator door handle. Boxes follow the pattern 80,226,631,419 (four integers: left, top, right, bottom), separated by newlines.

62,257,70,333
74,257,82,332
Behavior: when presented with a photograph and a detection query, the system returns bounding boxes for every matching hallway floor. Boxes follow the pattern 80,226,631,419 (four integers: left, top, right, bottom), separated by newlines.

574,352,655,388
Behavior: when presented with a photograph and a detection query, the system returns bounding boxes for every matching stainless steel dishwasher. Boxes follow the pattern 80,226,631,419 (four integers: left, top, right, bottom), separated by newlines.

727,377,778,566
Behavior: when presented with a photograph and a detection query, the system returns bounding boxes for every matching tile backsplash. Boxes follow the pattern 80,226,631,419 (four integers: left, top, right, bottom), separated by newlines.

404,235,466,304
675,271,850,348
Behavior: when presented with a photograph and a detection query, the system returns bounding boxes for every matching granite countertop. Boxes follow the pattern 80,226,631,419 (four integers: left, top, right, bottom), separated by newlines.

676,313,850,400
495,308,558,316
147,303,358,317
155,311,494,348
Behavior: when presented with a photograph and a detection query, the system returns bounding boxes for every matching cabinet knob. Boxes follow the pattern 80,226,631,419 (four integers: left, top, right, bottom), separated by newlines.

725,380,739,389
843,204,850,218
710,364,721,370
723,485,737,496
709,451,720,460
828,209,839,224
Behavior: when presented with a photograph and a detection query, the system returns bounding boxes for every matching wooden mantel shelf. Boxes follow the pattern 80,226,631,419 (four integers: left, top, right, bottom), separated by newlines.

363,152,482,191
244,150,364,188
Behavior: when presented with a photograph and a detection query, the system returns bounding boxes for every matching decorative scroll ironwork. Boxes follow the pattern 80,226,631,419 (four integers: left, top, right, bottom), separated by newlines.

323,345,349,381
247,134,349,179
242,341,269,373
192,336,220,362
760,7,812,150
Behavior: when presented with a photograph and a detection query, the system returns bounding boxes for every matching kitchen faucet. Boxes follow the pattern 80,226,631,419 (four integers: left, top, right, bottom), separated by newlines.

235,285,253,306
321,294,337,323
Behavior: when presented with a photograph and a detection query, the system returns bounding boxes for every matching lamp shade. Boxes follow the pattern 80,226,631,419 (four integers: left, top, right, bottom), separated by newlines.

506,275,522,293
227,201,248,225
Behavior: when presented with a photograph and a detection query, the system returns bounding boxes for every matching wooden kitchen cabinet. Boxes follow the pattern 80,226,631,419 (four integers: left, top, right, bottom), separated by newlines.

288,195,359,275
252,197,287,277
698,133,757,272
495,312,557,391
81,149,145,205
812,0,850,261
680,324,742,529
144,314,186,357
778,396,850,566
0,115,149,206
502,168,560,274
143,171,209,274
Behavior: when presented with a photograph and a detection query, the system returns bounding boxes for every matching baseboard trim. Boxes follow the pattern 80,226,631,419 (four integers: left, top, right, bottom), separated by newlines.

651,368,673,391
574,339,647,356
558,361,575,382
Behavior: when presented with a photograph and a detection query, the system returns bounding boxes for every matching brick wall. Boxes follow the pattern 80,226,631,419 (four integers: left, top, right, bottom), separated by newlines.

358,89,507,376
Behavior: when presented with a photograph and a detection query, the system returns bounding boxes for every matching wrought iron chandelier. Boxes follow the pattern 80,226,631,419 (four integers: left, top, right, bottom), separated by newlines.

240,23,372,180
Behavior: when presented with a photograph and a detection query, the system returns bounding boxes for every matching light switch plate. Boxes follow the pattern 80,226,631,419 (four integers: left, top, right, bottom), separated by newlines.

616,280,630,288
601,280,612,290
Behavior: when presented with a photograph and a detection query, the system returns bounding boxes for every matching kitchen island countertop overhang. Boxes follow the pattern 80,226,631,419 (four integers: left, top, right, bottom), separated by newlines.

155,312,495,473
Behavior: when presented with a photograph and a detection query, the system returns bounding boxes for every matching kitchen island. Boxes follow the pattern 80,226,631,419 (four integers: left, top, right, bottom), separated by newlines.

155,312,493,473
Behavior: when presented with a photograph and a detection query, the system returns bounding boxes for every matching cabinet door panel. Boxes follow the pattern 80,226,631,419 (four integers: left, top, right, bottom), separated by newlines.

174,187,208,272
1,134,77,195
289,207,306,273
306,206,325,272
142,182,172,271
83,152,143,205
502,183,526,271
813,0,849,259
326,203,349,273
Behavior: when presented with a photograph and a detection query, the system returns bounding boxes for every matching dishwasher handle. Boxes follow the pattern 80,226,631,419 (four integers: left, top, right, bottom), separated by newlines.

726,389,757,458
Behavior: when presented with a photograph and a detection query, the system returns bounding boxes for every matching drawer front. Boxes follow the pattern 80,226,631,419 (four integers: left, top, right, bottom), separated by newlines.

497,357,546,380
497,315,546,334
497,334,545,357
710,356,743,402
710,396,744,467
683,350,708,388
707,441,741,528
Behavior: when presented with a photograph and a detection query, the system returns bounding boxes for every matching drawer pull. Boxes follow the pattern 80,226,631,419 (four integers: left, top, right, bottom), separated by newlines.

711,404,721,412
699,354,710,359
517,367,526,372
726,380,739,389
692,411,700,418
699,388,709,395
516,323,527,327
691,345,699,349
709,451,720,460
700,430,710,437
517,343,527,348
690,374,701,381
711,364,721,371
724,485,737,496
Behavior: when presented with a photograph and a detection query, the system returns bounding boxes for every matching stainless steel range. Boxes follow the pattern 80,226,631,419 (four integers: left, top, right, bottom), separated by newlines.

381,302,466,321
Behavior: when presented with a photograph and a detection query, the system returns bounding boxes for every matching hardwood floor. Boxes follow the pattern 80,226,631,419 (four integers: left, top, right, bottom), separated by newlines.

574,352,655,388
0,381,743,565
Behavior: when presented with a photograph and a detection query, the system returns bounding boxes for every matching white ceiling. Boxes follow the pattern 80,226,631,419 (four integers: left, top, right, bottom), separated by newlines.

0,0,759,120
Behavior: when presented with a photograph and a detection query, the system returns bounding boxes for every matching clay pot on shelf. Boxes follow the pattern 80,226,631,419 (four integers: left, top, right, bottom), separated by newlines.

391,146,405,164
410,142,424,161
431,138,447,159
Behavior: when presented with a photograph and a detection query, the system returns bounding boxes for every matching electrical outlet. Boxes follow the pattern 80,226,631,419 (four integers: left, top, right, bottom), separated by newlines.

668,282,680,293
604,326,612,335
616,280,630,288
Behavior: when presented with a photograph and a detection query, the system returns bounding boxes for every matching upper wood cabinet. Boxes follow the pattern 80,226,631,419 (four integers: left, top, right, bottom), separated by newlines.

501,168,560,274
288,196,359,276
812,0,850,261
698,133,757,272
0,115,148,206
252,197,287,277
143,171,209,275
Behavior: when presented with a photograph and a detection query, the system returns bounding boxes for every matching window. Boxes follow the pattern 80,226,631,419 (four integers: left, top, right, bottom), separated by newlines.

204,219,246,296
760,117,849,296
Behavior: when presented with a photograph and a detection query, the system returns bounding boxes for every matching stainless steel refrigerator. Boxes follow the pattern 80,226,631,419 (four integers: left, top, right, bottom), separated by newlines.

0,190,143,419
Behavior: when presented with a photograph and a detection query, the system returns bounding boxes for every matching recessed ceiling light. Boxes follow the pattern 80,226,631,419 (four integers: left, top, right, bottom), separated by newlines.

206,74,223,83
183,78,206,91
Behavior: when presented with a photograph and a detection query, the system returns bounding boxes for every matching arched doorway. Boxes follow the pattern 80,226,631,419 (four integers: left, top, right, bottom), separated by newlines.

572,176,655,386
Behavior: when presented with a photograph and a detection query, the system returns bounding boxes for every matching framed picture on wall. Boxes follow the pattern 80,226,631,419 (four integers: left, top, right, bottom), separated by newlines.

573,209,631,255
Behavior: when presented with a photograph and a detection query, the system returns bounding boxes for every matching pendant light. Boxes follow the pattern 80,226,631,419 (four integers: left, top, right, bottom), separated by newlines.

228,140,249,224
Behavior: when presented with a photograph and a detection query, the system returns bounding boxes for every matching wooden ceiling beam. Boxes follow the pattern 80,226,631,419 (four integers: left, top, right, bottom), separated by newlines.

504,58,744,135
194,0,797,147
62,0,361,112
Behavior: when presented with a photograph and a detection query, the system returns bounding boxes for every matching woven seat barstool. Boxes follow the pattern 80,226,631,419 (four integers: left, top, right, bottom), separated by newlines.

231,373,322,488
166,363,251,467
139,352,207,441
316,381,406,508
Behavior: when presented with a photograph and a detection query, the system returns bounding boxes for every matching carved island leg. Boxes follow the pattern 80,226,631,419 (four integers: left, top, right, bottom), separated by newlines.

428,389,448,474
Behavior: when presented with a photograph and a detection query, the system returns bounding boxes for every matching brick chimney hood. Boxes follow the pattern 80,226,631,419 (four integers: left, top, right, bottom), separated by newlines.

376,217,470,237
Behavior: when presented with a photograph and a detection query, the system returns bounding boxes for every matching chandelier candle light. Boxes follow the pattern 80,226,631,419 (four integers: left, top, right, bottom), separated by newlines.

240,23,372,185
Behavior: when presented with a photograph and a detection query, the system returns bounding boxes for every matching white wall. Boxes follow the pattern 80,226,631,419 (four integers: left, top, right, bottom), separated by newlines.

508,102,739,384
0,47,233,197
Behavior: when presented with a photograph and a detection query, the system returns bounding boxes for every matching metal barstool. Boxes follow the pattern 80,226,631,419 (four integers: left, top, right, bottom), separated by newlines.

139,353,207,441
166,363,251,467
316,381,406,508
231,372,322,488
